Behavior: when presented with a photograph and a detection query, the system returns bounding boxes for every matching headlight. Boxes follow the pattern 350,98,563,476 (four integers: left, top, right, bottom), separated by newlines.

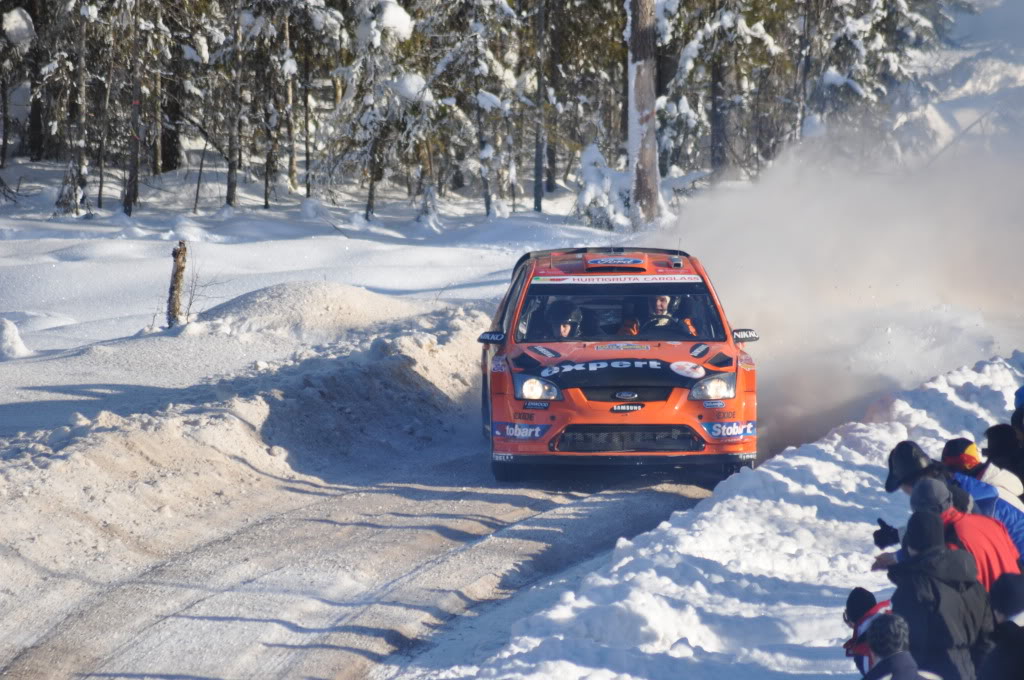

688,373,736,400
513,373,563,400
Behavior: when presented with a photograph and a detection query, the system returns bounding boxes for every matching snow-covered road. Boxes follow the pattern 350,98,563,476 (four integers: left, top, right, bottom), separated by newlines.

2,452,713,679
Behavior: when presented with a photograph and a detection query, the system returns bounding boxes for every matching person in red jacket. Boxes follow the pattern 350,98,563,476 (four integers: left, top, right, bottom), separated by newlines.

843,587,893,675
908,478,1020,590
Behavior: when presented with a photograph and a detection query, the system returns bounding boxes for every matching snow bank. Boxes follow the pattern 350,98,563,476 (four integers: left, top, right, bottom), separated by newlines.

0,298,488,662
432,353,1024,679
188,281,432,343
0,318,32,359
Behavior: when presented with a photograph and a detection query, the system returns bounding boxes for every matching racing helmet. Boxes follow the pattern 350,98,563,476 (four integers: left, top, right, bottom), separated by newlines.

545,299,582,336
649,294,679,317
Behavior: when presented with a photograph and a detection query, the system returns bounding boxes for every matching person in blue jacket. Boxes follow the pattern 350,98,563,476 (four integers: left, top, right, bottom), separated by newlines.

881,441,1024,560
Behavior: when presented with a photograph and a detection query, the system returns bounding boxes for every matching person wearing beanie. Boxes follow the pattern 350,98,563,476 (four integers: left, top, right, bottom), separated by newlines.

885,440,994,514
979,573,1024,680
843,587,894,675
872,478,1022,590
887,511,993,680
941,438,1024,512
863,614,944,680
883,440,1024,559
983,424,1024,500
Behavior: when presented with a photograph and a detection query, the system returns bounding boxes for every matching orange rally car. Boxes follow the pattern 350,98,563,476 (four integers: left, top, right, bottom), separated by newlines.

478,247,759,481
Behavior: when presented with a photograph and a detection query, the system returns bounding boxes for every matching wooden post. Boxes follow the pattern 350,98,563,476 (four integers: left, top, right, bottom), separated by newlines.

167,241,187,327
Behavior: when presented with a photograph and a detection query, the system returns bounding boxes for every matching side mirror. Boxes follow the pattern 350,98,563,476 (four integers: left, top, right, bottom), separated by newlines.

732,328,759,343
478,331,506,344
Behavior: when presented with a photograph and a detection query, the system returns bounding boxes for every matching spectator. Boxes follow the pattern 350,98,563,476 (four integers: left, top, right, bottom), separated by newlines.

1011,406,1024,445
887,511,993,680
979,573,1024,680
844,587,893,675
863,613,943,680
941,438,1024,512
884,441,1024,556
984,424,1024,493
885,441,986,513
873,479,1021,590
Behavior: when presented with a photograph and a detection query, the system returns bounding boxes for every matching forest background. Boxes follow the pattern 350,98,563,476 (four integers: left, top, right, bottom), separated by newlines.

0,0,976,228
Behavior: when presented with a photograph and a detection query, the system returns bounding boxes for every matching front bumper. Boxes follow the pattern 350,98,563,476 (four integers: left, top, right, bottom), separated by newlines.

491,451,756,466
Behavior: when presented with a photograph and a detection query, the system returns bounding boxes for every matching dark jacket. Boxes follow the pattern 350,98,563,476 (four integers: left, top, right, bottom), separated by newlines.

864,651,943,680
978,619,1024,680
888,547,994,680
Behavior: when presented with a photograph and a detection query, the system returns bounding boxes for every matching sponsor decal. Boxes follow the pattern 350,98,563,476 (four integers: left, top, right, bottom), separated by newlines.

531,274,702,285
490,356,507,373
670,361,706,379
492,453,514,462
594,342,651,351
738,352,755,370
702,421,757,439
615,391,640,401
703,400,726,408
689,343,710,358
714,411,737,420
541,359,663,377
478,331,506,343
513,411,535,421
587,257,644,265
528,345,561,359
611,403,644,413
493,422,551,440
523,401,551,410
667,341,682,345
733,329,759,343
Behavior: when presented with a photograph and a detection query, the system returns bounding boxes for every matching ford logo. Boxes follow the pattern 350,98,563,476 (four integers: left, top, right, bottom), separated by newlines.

615,391,639,400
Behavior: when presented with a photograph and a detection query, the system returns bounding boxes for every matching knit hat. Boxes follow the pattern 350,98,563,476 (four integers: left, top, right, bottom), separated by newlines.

910,478,952,515
845,587,876,624
990,573,1024,618
941,438,982,472
867,613,910,658
885,441,932,493
903,511,945,552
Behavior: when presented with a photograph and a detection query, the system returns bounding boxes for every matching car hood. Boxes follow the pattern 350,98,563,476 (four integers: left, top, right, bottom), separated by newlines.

507,340,738,389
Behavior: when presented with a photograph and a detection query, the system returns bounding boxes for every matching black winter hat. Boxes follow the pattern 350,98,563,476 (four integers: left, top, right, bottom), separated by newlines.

867,613,910,658
845,587,877,624
885,441,932,493
985,424,1019,456
903,511,945,552
990,573,1024,618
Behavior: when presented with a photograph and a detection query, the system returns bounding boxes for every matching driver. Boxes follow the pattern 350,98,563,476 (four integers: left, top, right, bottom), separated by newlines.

544,299,582,339
618,295,697,336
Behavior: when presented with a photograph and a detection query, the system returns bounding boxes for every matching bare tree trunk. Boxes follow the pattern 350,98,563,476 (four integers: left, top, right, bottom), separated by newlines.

124,5,142,216
151,6,162,176
709,52,730,177
0,74,8,169
70,8,89,214
226,2,243,206
365,132,382,221
97,57,114,209
303,48,311,198
283,14,298,191
533,0,546,212
194,139,207,214
628,0,660,229
167,240,187,328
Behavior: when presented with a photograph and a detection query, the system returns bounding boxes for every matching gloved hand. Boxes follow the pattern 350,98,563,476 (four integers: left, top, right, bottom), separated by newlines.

873,519,900,549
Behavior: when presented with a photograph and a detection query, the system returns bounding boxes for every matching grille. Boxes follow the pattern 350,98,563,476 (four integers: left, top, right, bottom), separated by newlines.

554,425,704,453
580,387,674,402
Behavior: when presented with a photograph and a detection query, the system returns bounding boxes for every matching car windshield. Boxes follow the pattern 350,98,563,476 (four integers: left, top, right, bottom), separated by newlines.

513,281,727,343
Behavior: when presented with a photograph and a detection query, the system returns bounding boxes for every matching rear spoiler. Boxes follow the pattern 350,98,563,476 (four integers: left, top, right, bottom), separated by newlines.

511,247,691,280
